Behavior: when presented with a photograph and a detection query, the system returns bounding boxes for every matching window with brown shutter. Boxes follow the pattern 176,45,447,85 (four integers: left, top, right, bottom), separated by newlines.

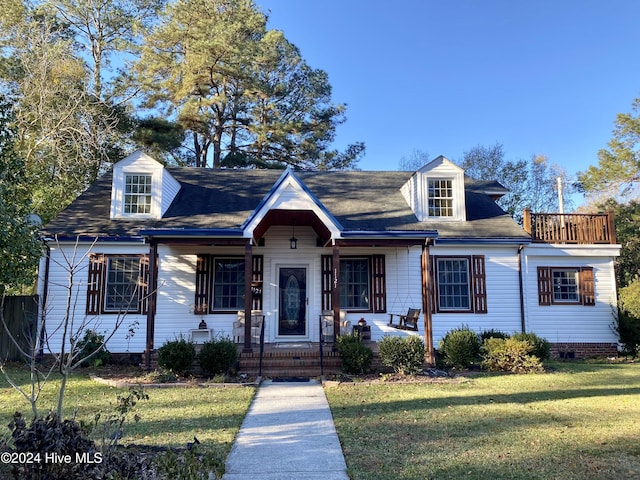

86,254,149,315
537,266,596,306
321,255,386,313
195,255,264,314
430,255,487,314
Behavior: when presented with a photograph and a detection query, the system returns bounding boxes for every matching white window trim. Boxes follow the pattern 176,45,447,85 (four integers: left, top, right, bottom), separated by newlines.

123,173,153,216
111,168,161,219
104,256,142,313
422,173,465,221
552,268,580,304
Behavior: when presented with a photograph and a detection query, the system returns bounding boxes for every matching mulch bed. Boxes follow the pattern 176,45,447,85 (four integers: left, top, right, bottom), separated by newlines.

85,366,259,388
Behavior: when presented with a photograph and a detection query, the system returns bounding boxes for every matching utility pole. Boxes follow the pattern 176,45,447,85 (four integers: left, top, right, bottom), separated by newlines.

557,177,565,214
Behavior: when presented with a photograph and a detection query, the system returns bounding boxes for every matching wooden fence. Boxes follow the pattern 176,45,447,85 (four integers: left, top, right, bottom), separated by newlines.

1,295,39,361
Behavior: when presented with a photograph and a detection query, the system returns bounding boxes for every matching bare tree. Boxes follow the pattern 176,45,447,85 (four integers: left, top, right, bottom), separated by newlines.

1,236,148,419
398,148,431,171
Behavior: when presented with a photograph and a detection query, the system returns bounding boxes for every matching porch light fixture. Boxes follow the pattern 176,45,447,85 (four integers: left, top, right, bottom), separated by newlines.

290,222,297,249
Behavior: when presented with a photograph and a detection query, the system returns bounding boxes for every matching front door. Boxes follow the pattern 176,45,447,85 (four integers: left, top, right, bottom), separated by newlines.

278,267,306,336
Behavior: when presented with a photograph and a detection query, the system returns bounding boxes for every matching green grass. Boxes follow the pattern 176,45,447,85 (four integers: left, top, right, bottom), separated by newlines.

325,361,640,480
0,365,256,476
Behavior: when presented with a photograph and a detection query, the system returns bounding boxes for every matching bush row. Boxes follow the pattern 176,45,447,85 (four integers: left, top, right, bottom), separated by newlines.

157,336,238,376
438,325,550,373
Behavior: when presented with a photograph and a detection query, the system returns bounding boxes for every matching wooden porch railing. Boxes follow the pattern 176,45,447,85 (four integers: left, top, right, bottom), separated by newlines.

523,209,616,245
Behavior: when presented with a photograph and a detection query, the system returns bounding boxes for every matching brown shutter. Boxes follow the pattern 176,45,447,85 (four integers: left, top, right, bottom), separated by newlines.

537,267,553,306
471,255,487,313
195,255,212,314
139,255,149,315
86,254,106,315
321,255,333,311
580,267,595,306
252,255,264,310
372,254,386,313
429,256,436,313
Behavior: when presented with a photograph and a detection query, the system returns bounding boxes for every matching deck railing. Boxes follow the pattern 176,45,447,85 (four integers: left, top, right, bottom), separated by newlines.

523,209,616,245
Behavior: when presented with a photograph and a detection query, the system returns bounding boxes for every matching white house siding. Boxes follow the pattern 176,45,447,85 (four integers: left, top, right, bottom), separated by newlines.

160,169,181,216
522,244,620,344
370,245,424,342
38,241,149,354
153,245,252,347
430,244,523,346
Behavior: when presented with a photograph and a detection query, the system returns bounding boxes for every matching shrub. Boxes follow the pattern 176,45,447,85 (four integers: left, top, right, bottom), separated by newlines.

75,329,110,367
479,329,510,342
438,326,481,369
157,336,195,375
9,412,100,479
378,335,425,375
619,278,640,319
336,333,373,375
198,337,238,375
511,332,551,360
481,337,544,373
613,308,640,357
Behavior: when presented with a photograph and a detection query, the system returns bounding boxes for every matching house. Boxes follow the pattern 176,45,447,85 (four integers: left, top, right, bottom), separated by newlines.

37,151,621,368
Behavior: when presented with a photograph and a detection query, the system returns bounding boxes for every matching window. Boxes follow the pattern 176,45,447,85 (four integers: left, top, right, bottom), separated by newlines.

321,255,386,313
213,258,245,310
553,270,579,303
340,258,370,310
124,174,152,214
437,258,470,310
86,254,149,315
430,255,487,313
195,255,264,313
537,266,595,306
427,178,453,217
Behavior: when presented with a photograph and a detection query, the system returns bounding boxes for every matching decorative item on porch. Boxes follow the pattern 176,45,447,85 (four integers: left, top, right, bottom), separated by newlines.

192,303,208,315
358,318,367,327
198,319,207,329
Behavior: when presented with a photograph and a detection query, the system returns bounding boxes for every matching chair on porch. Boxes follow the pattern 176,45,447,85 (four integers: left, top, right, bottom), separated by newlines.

388,308,420,331
233,310,264,344
320,310,351,342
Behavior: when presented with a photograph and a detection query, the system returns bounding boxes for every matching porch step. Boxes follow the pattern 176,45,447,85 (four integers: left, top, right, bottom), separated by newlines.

238,349,343,377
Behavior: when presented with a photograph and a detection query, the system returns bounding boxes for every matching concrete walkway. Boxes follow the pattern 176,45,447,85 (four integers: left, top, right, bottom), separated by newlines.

222,380,349,480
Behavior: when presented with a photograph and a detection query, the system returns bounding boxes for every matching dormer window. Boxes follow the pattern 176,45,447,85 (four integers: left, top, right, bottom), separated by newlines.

124,174,153,215
400,156,467,222
427,178,454,217
109,151,181,220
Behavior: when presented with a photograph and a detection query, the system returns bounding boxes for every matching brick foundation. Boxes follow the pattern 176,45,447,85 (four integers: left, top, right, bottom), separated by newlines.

550,342,618,359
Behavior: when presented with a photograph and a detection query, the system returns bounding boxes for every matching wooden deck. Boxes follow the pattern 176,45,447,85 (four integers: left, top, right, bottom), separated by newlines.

523,210,616,245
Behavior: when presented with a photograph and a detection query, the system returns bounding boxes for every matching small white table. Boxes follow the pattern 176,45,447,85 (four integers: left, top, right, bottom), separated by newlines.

190,328,214,344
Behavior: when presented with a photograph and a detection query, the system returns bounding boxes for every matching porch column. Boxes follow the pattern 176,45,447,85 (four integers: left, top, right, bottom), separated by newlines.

421,243,435,366
243,242,253,353
145,240,159,370
332,243,341,346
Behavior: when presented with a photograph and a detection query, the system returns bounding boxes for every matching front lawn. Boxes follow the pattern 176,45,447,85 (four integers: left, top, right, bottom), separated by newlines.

325,361,640,480
0,365,256,478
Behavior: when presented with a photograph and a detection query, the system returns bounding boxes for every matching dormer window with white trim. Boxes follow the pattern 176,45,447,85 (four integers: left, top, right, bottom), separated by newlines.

124,174,153,215
110,151,181,220
401,156,467,222
427,178,454,217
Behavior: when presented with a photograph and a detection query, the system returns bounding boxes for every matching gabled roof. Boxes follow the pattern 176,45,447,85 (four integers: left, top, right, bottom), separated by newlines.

42,166,530,242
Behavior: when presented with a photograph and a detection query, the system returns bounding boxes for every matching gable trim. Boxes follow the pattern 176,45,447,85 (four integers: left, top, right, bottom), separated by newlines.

242,168,344,240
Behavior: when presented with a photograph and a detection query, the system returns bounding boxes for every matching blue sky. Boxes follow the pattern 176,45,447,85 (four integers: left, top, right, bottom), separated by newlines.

257,0,640,187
